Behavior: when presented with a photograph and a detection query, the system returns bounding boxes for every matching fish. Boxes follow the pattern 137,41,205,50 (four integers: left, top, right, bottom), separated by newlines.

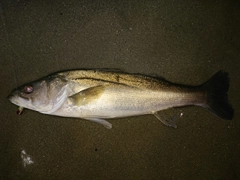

8,69,233,129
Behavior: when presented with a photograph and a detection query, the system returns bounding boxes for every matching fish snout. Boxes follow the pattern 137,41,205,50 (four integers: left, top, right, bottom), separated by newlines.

8,92,15,101
8,93,18,104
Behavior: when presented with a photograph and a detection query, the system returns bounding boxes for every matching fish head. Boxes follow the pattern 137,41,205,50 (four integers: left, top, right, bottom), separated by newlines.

8,75,69,113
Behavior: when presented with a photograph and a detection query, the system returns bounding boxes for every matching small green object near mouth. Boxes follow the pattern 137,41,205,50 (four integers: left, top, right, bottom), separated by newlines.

17,106,24,115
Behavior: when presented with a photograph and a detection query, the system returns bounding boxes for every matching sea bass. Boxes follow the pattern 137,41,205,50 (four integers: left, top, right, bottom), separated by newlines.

8,69,233,129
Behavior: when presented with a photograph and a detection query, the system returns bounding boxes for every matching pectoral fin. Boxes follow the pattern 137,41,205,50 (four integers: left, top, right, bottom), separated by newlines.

85,118,112,129
68,86,105,106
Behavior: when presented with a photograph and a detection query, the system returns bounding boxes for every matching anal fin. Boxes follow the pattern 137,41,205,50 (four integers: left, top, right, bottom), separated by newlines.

153,111,177,128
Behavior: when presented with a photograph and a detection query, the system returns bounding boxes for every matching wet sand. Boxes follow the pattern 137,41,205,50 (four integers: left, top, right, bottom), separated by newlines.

0,0,240,179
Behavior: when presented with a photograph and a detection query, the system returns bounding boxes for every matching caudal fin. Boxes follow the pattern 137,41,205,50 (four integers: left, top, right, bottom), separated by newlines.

202,71,233,120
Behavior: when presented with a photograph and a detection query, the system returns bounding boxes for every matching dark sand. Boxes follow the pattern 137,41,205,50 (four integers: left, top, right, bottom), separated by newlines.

1,0,240,179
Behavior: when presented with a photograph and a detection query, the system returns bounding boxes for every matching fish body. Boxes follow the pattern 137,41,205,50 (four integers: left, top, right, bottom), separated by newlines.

8,69,233,128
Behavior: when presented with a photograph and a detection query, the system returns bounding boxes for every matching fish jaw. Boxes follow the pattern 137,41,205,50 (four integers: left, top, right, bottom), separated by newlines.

8,93,30,109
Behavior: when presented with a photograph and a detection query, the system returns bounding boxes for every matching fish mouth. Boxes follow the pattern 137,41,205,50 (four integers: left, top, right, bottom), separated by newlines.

8,94,18,105
8,93,15,102
8,93,26,106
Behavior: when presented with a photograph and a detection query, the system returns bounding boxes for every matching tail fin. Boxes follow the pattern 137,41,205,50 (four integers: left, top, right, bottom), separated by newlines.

202,70,233,120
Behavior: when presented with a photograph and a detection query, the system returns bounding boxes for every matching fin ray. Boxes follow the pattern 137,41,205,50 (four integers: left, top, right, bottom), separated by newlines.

68,86,105,106
85,118,112,129
202,71,234,120
153,112,177,128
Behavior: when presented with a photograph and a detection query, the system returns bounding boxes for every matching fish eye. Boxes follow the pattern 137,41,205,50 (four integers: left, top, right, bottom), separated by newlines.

24,85,33,94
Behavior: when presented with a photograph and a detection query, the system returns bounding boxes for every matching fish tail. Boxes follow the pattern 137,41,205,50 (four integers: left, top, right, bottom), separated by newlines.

202,70,233,120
